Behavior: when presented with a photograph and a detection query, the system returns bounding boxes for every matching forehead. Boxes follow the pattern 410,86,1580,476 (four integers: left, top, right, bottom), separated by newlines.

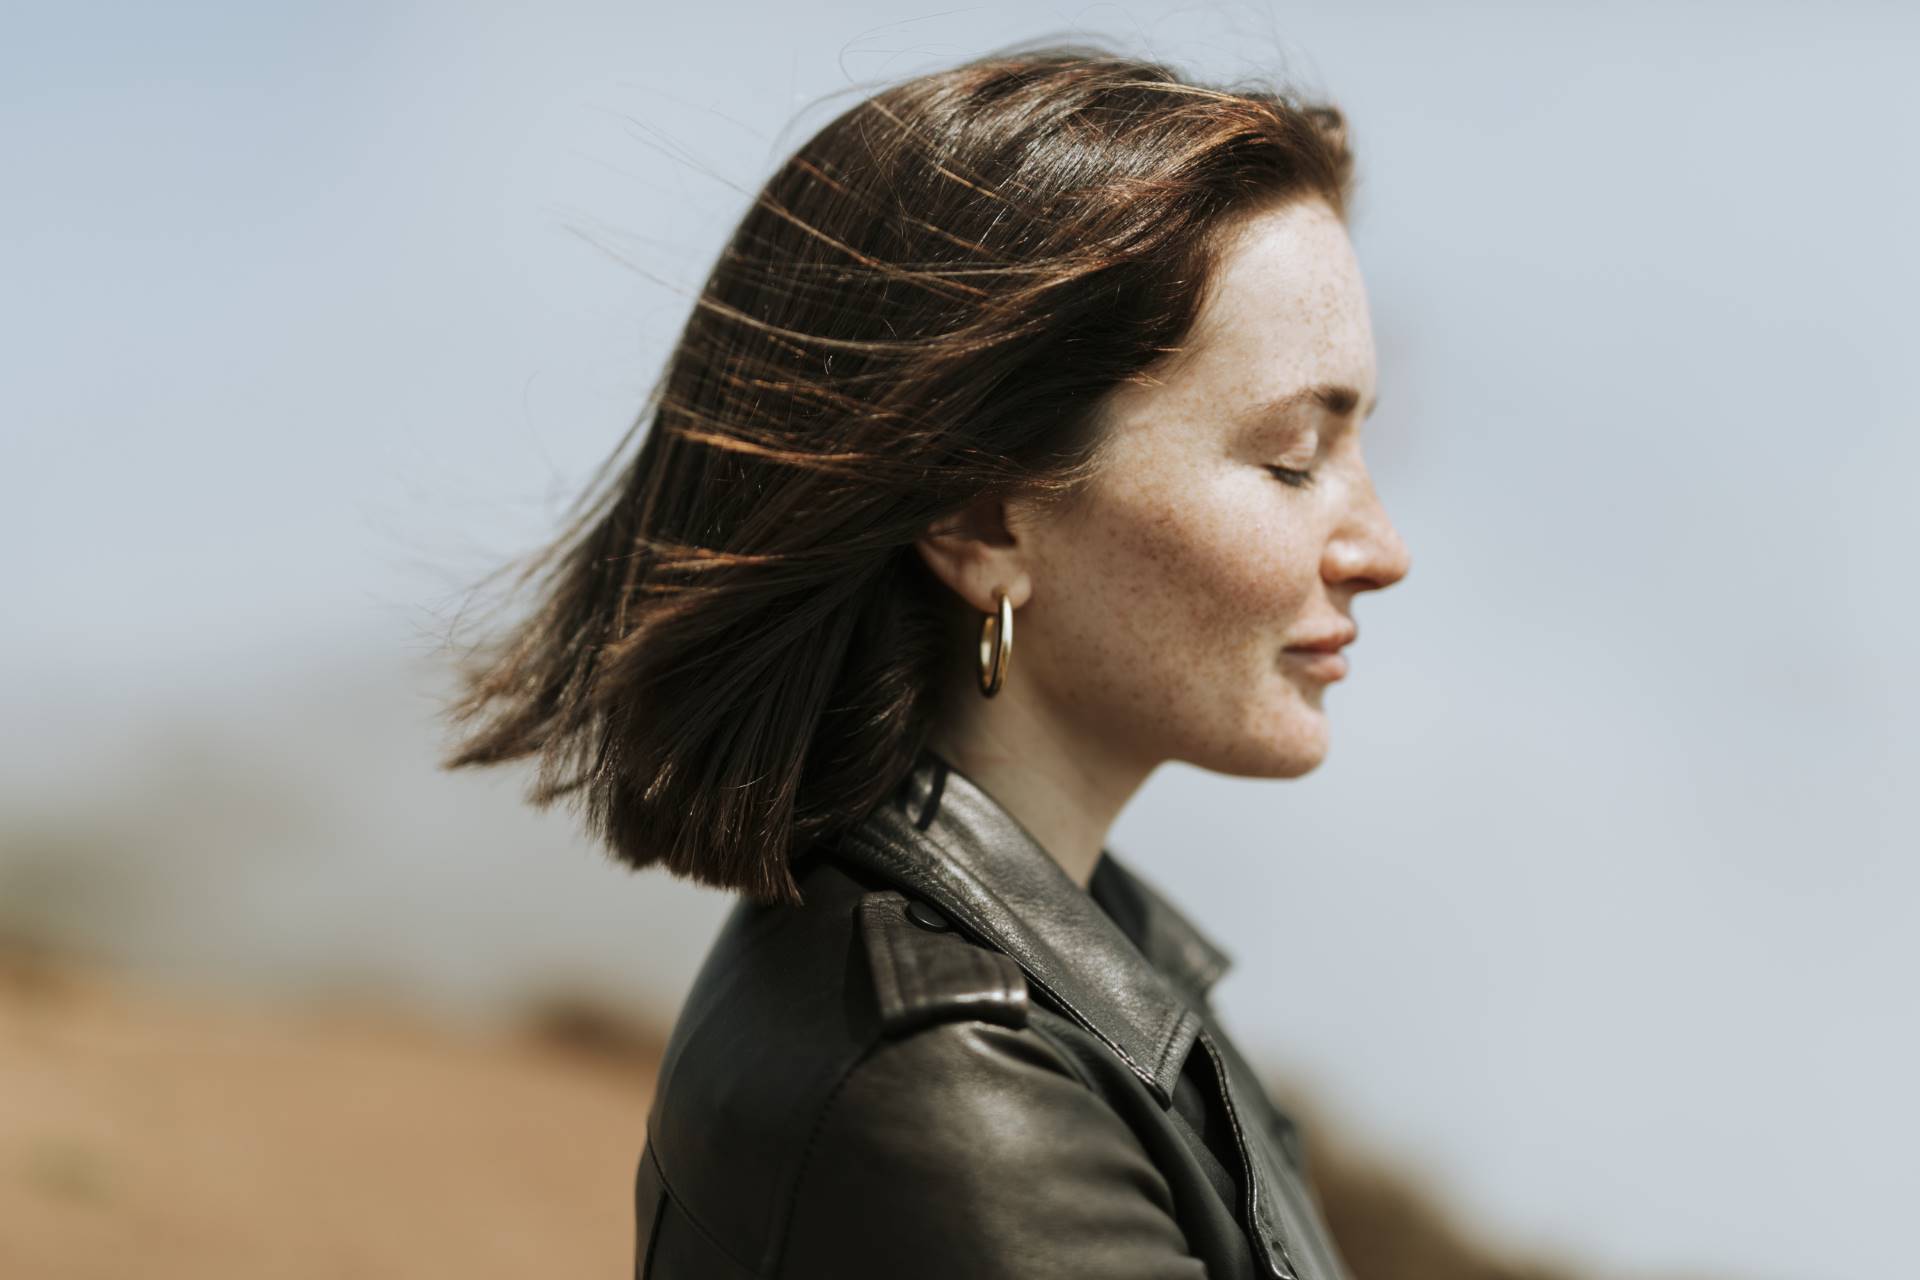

1133,197,1375,423
1197,198,1371,381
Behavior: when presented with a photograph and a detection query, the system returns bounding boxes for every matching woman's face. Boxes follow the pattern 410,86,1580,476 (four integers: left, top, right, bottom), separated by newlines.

1010,196,1411,780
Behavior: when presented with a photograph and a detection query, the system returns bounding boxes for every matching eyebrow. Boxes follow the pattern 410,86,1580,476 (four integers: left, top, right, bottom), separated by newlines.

1248,382,1380,423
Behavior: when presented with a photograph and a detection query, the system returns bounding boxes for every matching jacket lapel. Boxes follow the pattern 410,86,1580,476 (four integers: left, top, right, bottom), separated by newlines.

831,745,1234,1109
1087,843,1235,1006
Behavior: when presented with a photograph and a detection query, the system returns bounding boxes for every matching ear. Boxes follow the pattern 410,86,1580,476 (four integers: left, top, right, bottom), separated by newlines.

914,491,1035,615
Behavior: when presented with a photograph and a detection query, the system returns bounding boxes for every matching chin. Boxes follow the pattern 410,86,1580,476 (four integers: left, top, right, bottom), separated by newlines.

1189,722,1329,780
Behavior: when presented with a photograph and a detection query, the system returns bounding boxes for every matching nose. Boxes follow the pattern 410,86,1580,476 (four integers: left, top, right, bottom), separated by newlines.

1323,468,1410,593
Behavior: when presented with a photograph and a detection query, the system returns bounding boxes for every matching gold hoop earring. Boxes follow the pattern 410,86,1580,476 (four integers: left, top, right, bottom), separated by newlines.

977,587,1013,697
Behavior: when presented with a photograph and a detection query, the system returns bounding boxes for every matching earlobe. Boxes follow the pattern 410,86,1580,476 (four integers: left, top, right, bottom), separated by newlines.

1000,574,1033,611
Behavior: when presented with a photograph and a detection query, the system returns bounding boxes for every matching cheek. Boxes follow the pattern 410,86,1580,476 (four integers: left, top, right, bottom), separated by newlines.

1033,473,1321,688
1117,475,1317,629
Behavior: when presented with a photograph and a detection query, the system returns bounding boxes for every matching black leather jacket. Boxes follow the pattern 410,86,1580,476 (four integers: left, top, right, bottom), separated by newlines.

634,746,1356,1279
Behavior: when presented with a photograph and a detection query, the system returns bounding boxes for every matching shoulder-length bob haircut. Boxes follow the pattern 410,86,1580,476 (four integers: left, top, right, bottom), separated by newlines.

438,42,1356,906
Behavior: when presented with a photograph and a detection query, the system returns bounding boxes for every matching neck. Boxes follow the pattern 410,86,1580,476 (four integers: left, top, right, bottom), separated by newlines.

926,711,1154,891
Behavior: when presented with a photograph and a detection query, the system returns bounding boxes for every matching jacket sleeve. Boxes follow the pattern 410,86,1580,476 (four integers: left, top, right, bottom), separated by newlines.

775,1018,1210,1279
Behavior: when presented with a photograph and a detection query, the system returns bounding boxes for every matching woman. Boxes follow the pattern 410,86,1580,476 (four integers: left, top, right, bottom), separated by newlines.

441,41,1410,1279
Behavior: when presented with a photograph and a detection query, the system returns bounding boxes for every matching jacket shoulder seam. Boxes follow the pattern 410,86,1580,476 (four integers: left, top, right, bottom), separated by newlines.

766,1035,887,1277
641,1130,761,1276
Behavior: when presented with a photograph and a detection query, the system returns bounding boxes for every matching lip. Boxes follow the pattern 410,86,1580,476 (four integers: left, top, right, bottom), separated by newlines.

1284,623,1357,654
1282,648,1349,681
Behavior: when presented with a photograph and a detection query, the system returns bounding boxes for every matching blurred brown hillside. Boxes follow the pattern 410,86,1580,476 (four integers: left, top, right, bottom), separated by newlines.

0,945,1720,1280
0,653,1728,1280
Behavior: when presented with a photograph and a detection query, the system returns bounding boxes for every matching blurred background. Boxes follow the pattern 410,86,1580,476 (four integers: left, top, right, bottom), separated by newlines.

4,2,1914,1277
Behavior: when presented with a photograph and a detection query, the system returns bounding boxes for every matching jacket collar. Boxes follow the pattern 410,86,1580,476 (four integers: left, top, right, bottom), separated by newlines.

831,744,1235,1108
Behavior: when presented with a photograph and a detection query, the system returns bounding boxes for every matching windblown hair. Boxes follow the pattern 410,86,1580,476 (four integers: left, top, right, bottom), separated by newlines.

438,41,1356,906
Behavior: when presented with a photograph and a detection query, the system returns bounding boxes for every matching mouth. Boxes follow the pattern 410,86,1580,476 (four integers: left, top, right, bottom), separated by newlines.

1282,648,1349,681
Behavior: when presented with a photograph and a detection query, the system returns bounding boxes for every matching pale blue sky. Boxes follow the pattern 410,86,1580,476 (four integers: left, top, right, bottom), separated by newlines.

4,4,1916,1278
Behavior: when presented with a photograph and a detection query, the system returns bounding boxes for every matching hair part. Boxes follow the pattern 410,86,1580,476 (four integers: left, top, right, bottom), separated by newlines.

436,40,1357,905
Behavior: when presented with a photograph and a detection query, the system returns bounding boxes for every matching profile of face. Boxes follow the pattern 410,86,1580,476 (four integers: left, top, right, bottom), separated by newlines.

920,195,1411,782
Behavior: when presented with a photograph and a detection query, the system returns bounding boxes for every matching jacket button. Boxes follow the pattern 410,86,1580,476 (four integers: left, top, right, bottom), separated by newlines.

906,899,952,932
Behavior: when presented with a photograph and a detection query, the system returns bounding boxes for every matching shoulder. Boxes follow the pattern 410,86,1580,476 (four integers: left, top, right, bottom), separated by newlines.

777,867,1197,1275
853,884,1030,1035
652,855,1153,1276
773,1015,1202,1277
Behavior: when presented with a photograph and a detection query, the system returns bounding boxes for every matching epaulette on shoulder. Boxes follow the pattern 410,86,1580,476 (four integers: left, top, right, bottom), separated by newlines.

856,889,1029,1036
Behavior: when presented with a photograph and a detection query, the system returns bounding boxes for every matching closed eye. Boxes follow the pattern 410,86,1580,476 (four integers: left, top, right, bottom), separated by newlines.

1267,465,1317,489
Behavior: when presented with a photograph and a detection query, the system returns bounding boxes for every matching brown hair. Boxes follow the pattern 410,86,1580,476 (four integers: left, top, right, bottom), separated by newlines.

436,40,1356,906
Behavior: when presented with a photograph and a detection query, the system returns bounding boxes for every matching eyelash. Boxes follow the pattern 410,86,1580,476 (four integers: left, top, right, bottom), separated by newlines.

1267,465,1317,489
